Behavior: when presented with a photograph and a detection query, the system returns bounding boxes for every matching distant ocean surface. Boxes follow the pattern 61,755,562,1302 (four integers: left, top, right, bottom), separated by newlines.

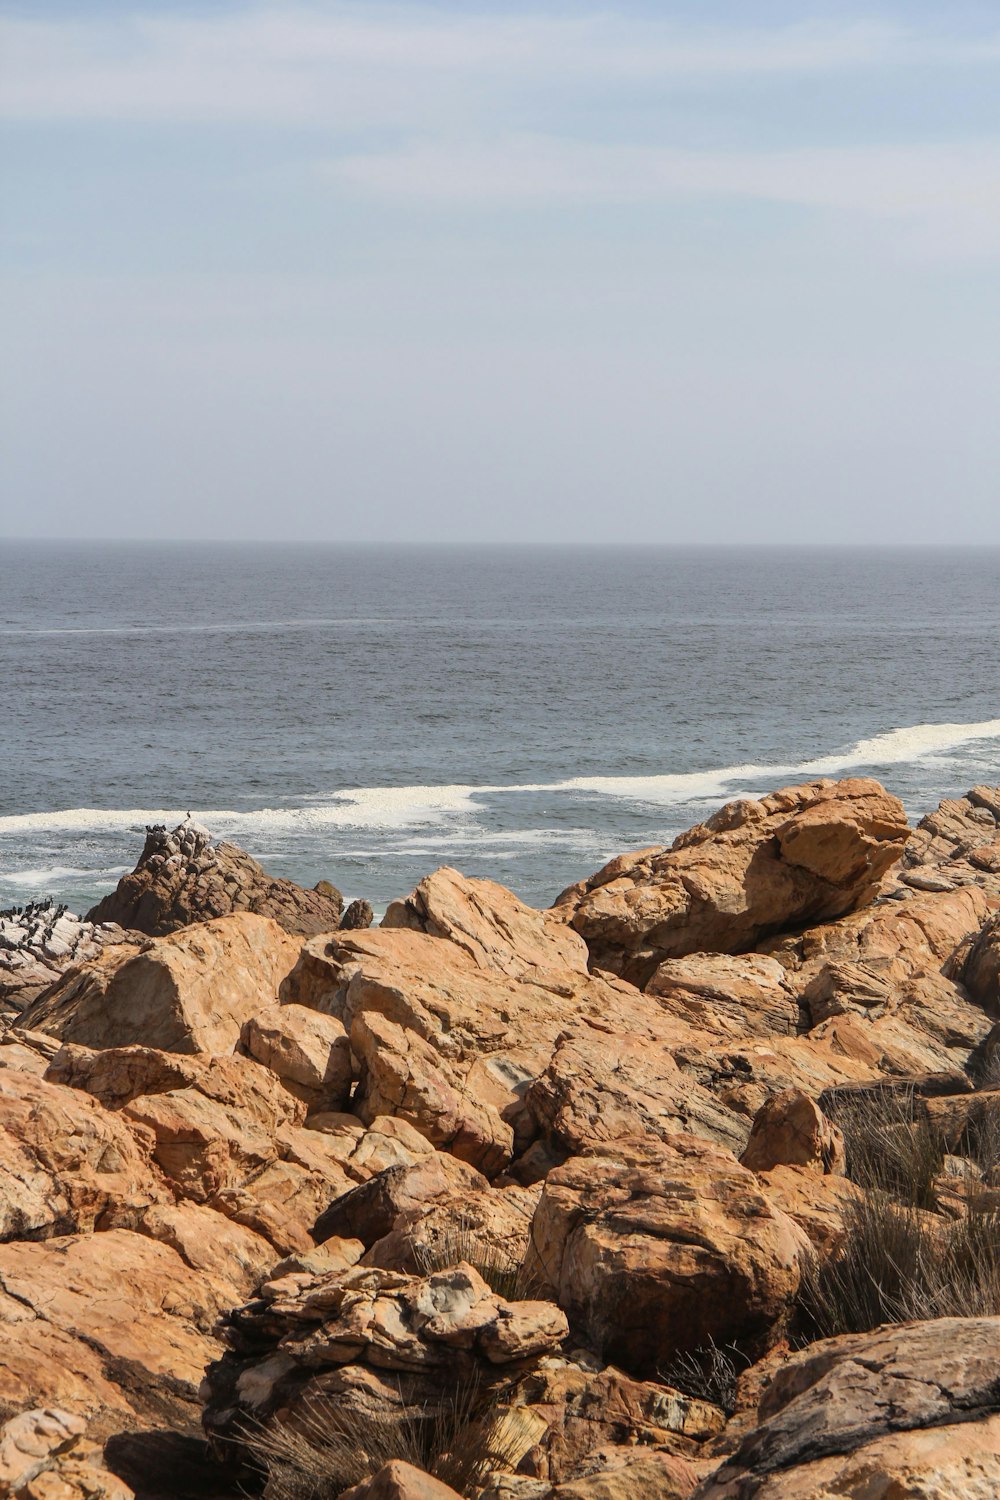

2,542,999,918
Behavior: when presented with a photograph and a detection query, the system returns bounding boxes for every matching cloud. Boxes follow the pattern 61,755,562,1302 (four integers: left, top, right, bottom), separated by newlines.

326,136,1000,260
1,7,998,125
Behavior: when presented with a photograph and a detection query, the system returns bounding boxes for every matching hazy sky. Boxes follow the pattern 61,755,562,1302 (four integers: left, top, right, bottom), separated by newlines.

2,1,999,543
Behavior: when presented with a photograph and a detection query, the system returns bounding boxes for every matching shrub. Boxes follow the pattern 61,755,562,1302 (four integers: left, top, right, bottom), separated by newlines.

831,1085,943,1209
658,1338,749,1417
797,1191,1000,1340
412,1220,541,1303
249,1375,526,1500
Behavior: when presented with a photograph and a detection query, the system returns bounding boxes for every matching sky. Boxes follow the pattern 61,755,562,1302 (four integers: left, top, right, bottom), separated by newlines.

1,1,999,544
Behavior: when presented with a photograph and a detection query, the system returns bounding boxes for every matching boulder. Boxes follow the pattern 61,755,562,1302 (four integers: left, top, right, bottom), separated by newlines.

341,1462,465,1500
901,785,1000,899
646,955,802,1041
695,1316,1000,1498
555,780,909,986
202,1263,569,1453
527,1136,809,1375
0,1065,163,1242
85,819,345,936
964,911,1000,1016
21,914,302,1055
740,1092,845,1175
0,902,133,1018
239,1002,353,1112
0,1408,134,1499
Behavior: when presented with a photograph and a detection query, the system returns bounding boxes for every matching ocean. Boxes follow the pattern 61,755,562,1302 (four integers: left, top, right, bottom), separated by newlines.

2,541,999,918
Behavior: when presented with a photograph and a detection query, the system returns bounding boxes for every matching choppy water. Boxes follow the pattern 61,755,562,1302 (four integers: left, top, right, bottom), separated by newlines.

2,541,998,916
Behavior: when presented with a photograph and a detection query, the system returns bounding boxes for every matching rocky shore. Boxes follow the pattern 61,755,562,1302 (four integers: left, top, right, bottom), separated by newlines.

1,778,999,1498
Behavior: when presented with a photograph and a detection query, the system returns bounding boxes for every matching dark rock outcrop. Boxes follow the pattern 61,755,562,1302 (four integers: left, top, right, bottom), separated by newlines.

85,819,344,937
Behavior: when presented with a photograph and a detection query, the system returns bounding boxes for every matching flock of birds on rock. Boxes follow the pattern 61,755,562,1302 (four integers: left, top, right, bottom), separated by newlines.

0,898,73,951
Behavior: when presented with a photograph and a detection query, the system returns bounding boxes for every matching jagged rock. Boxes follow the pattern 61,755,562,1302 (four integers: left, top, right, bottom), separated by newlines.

85,820,345,937
341,898,375,931
0,1408,134,1499
201,1263,569,1454
21,914,302,1054
554,780,909,987
238,1003,353,1113
695,1317,1000,1498
964,911,1000,1016
340,1462,465,1500
901,785,1000,899
0,1065,164,1242
740,1092,845,1176
0,902,134,1017
519,1364,724,1481
527,1135,809,1376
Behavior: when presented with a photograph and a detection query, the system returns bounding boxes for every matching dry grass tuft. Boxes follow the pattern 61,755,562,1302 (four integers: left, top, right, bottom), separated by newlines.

658,1338,749,1417
248,1374,525,1500
412,1220,541,1303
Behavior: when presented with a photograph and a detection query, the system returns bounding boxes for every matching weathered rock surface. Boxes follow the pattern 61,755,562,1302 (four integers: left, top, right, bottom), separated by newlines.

527,1135,809,1375
901,784,1000,898
0,1408,135,1499
238,1002,353,1113
85,819,345,937
965,910,1000,1016
695,1317,1000,1498
740,1091,845,1176
202,1263,569,1454
21,914,301,1055
555,780,910,986
0,902,133,1017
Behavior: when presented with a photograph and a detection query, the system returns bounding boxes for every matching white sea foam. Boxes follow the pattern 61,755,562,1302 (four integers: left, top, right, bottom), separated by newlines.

1,719,998,839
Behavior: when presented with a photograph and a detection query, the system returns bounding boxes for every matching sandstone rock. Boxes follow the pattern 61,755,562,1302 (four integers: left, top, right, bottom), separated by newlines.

313,1156,490,1248
0,1065,163,1242
0,902,134,1018
0,1230,228,1432
340,1461,464,1500
85,819,344,937
519,1364,724,1483
965,911,1000,1015
695,1316,1000,1498
202,1263,569,1454
548,1448,703,1500
902,785,1000,899
646,955,801,1041
22,914,301,1055
239,1003,353,1112
740,1092,845,1175
753,1167,859,1252
384,867,591,979
364,1178,540,1283
0,1408,134,1499
284,920,667,1176
527,1136,809,1375
524,1029,749,1161
555,780,909,986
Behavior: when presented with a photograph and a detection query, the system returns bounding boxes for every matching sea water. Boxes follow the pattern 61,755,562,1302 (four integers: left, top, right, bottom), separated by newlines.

2,541,998,916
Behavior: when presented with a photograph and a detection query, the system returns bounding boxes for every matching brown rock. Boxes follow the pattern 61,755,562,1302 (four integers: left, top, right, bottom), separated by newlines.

340,1460,465,1500
0,1065,163,1242
313,1156,489,1248
524,1028,749,1160
238,1002,353,1112
85,819,344,936
740,1092,845,1175
556,780,909,986
695,1316,1000,1498
22,914,302,1055
527,1136,809,1375
965,911,1000,1016
0,904,134,1018
0,1408,134,1499
646,955,801,1041
902,784,1000,899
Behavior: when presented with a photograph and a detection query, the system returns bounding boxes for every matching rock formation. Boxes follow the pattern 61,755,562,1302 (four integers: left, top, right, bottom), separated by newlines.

85,819,346,937
0,778,998,1498
555,778,910,986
